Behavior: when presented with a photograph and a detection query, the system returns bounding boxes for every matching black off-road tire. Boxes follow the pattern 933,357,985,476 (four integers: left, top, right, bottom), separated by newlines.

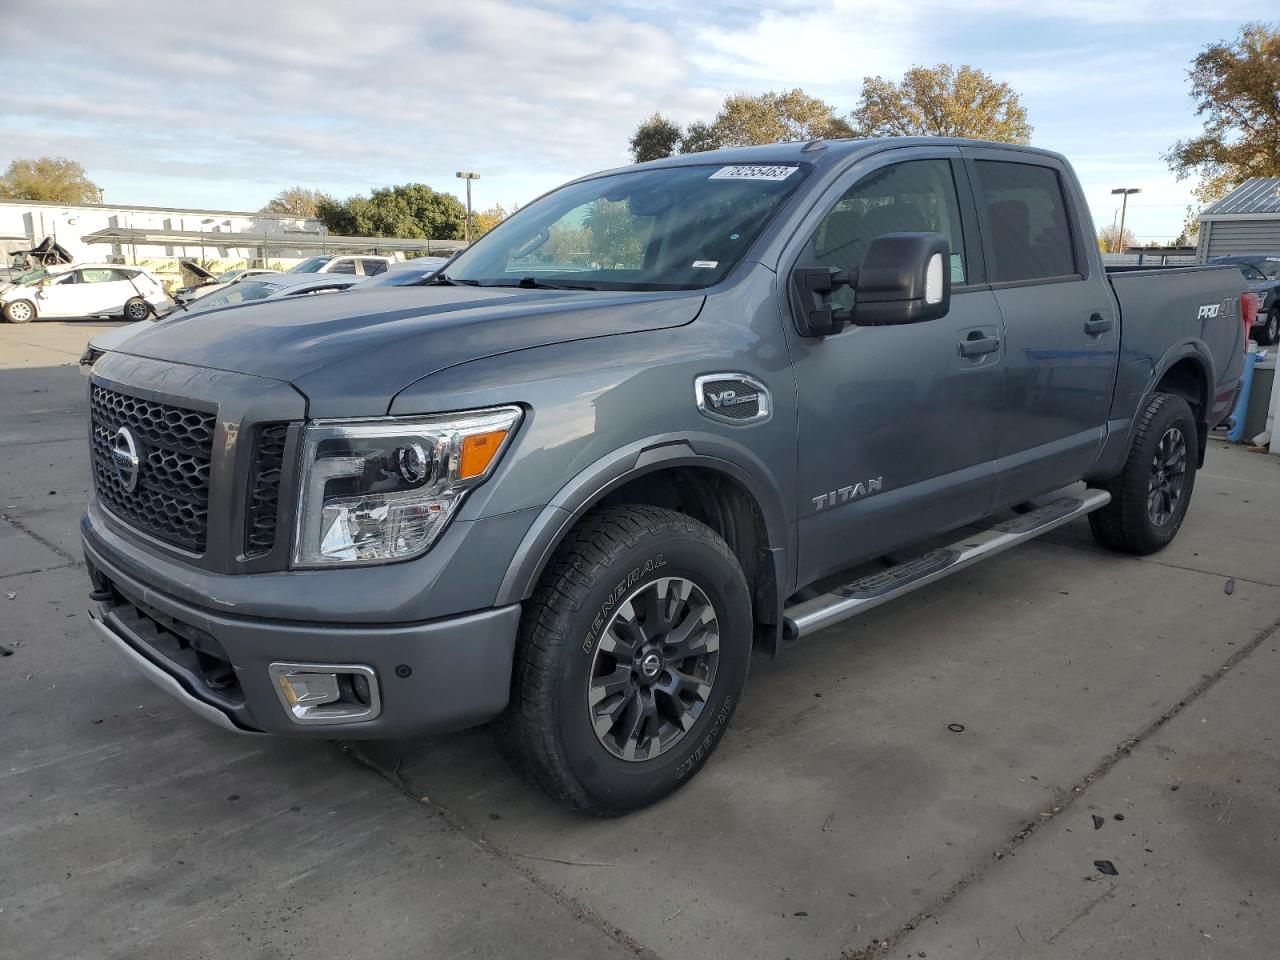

495,505,752,815
1089,392,1197,555
3,299,35,323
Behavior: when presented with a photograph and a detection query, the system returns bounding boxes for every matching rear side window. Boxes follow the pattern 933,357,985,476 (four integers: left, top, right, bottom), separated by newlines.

81,268,117,283
360,259,388,276
973,161,1077,283
328,259,357,274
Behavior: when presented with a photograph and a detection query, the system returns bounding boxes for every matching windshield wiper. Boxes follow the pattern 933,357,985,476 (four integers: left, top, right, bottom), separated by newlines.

484,276,601,290
421,273,480,286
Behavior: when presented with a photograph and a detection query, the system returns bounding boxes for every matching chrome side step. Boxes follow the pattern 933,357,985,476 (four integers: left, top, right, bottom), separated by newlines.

783,490,1111,640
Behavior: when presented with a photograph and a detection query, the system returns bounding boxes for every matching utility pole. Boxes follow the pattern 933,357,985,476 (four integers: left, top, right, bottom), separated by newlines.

1110,187,1140,253
456,171,480,243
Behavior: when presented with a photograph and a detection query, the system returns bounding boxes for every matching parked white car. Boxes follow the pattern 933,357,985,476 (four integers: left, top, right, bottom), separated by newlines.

1,264,169,323
288,254,395,276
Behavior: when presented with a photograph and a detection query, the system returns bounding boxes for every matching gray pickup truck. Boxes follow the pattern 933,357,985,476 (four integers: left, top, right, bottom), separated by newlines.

83,138,1248,814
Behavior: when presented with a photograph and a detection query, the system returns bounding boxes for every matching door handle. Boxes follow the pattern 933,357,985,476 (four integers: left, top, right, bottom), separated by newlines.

1084,313,1112,335
959,334,1000,357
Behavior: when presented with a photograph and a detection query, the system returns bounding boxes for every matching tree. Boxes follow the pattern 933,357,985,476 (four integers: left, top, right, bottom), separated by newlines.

317,183,467,239
683,89,853,153
629,113,683,162
260,187,326,218
472,203,514,238
0,156,102,204
1164,22,1280,210
1098,224,1136,253
850,64,1031,143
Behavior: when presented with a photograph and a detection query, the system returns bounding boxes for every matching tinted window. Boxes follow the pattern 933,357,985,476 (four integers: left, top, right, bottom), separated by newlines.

291,256,331,273
1238,263,1265,281
810,159,967,308
360,259,388,275
1255,259,1280,280
327,258,357,275
974,161,1076,282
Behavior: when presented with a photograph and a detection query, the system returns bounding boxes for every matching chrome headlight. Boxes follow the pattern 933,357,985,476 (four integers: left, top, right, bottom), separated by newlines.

292,406,521,567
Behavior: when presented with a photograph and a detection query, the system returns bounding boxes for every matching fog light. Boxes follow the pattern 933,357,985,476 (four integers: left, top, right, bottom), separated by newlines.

268,662,381,725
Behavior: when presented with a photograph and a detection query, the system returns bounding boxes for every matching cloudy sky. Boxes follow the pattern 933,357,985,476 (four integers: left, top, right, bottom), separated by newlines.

4,1,1272,242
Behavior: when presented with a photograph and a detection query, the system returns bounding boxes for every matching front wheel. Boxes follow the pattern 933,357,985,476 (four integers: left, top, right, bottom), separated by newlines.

123,298,152,322
1089,392,1197,555
495,505,752,815
3,299,35,323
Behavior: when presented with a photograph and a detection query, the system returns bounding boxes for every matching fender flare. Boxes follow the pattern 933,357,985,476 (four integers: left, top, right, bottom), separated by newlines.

1090,339,1215,480
494,435,792,606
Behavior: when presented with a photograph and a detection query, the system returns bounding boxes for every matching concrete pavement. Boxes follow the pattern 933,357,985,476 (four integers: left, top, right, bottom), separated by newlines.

2,321,1278,960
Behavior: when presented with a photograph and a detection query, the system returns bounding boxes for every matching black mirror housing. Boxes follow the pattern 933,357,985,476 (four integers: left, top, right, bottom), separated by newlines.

851,232,951,327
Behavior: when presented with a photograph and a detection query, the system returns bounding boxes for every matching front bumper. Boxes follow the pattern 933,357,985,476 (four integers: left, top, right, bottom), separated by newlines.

84,527,521,738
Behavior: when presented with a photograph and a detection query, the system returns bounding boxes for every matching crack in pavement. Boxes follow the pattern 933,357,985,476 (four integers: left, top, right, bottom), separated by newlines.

1,512,83,567
842,612,1280,960
341,743,668,960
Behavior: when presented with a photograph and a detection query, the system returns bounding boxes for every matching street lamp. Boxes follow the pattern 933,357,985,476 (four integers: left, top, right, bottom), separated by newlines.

1110,187,1140,253
456,171,480,243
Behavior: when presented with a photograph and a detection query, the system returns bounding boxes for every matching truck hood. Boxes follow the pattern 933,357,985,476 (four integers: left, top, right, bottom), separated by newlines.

113,285,704,415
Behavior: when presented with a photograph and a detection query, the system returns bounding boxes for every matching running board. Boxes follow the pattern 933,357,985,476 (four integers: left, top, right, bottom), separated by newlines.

783,490,1111,640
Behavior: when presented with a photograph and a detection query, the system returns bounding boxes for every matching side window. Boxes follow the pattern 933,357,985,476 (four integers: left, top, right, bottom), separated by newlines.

57,272,81,284
112,269,138,282
81,268,117,283
327,259,357,275
1238,264,1265,282
811,159,967,309
1258,260,1280,280
361,259,388,276
973,161,1077,283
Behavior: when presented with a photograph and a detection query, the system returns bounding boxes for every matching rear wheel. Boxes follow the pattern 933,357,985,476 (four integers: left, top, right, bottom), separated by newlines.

123,298,152,322
1260,308,1279,346
3,299,35,323
1089,392,1197,555
495,505,752,815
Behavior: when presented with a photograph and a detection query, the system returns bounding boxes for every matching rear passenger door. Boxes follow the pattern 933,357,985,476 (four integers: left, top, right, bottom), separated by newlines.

962,149,1119,505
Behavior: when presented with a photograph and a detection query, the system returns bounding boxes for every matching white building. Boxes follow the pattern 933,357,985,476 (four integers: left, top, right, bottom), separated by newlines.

0,198,323,267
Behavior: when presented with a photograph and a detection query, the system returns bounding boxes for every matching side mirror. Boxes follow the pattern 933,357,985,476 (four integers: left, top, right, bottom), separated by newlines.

790,231,951,338
852,232,951,327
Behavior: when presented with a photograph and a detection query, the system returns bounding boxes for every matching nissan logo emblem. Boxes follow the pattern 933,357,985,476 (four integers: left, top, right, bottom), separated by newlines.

110,426,140,492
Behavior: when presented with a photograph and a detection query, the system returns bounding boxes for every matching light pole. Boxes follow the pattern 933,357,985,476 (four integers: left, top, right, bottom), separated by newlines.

1110,187,1140,253
456,171,480,243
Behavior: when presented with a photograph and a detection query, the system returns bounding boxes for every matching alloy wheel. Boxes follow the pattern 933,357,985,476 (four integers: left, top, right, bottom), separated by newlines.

1147,426,1187,526
587,576,720,762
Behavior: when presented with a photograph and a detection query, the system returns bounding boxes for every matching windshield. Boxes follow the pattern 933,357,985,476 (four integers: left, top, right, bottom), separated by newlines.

216,269,247,283
192,280,278,310
445,163,808,290
290,256,330,274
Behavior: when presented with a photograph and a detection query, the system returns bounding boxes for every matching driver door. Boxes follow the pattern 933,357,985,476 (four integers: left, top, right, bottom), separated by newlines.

781,149,1005,587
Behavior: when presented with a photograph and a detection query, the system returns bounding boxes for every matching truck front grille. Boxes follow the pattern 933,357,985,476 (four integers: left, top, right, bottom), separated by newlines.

90,385,215,553
244,423,289,558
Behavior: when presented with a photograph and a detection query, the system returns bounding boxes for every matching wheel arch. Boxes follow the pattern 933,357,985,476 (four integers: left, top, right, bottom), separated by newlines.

495,441,790,651
1151,350,1211,466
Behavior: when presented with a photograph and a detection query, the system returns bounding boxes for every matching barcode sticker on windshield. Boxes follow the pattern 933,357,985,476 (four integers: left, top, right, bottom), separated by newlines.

709,165,797,181
692,260,719,269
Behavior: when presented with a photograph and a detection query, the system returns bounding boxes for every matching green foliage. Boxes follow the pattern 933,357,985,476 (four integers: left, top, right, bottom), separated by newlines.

694,90,854,150
317,183,467,239
629,113,684,162
851,64,1031,143
260,187,327,218
0,156,101,204
1165,22,1280,209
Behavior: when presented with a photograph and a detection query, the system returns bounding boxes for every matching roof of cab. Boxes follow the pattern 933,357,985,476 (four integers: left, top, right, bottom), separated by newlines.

587,136,1070,182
